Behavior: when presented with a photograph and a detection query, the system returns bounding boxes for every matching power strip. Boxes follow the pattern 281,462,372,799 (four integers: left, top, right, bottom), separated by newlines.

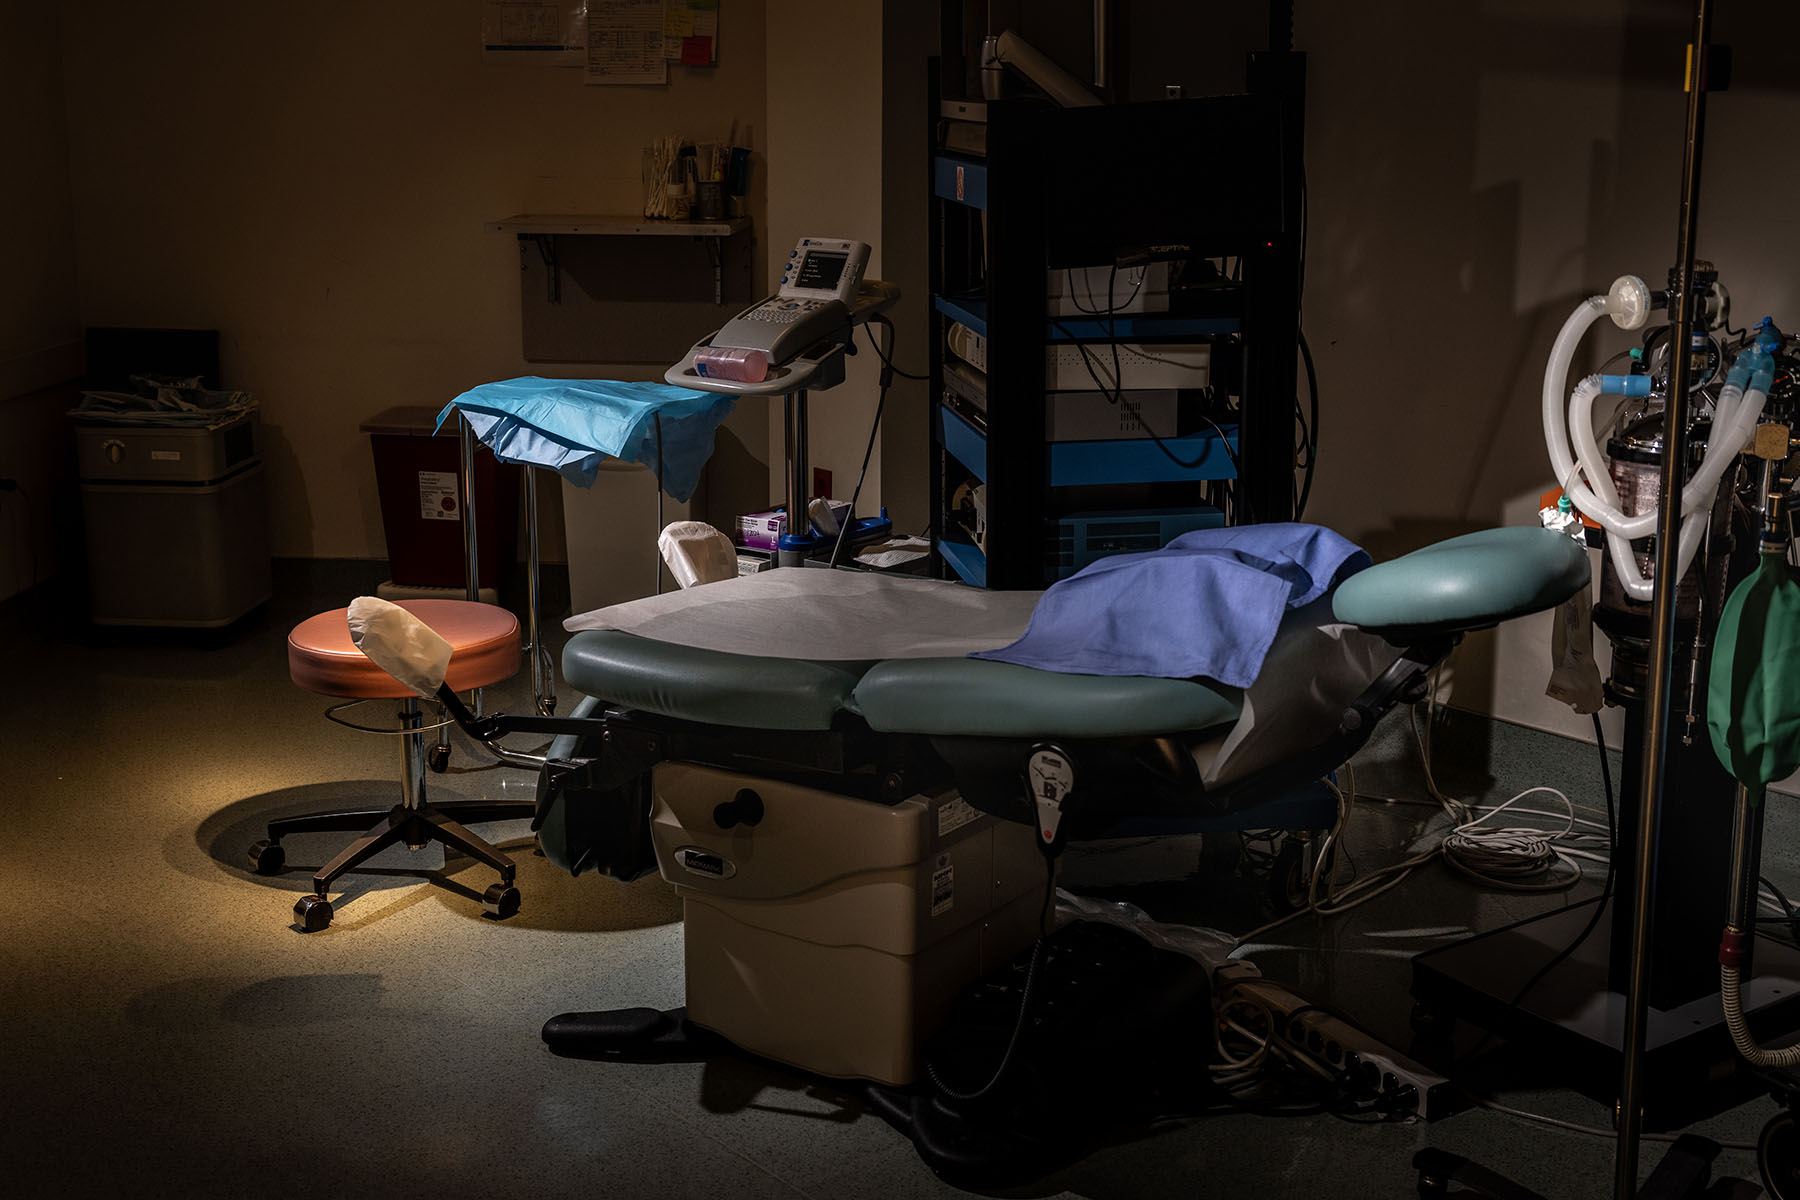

1214,962,1459,1120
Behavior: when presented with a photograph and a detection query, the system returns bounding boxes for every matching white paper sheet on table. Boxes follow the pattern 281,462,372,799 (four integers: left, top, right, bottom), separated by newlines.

566,569,1043,660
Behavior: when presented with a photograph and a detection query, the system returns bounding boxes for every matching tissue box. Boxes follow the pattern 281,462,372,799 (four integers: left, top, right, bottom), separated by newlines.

734,502,852,552
735,509,787,552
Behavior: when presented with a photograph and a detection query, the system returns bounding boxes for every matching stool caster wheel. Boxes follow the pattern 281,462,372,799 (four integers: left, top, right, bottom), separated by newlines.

428,744,451,773
294,894,333,933
483,883,521,919
248,839,286,876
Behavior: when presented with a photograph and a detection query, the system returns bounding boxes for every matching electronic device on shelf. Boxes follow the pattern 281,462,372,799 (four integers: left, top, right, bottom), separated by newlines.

707,237,871,365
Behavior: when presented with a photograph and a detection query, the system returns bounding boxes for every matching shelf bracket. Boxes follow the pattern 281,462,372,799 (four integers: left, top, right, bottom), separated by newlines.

526,233,560,303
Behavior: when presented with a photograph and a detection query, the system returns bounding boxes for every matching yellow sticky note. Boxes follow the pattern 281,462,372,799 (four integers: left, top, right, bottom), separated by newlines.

665,5,695,37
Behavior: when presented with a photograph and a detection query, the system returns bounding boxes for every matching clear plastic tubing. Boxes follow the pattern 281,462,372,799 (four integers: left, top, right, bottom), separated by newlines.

693,346,769,383
1542,290,1772,601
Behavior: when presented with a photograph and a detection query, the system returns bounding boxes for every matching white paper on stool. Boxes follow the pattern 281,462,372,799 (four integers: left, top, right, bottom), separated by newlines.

658,521,737,589
347,596,453,698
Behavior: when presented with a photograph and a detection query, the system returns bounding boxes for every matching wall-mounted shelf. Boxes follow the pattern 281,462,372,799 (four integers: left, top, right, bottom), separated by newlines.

487,213,752,304
486,214,751,238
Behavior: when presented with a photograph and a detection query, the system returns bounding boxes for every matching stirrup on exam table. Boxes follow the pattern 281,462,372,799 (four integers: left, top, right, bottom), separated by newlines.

251,599,531,932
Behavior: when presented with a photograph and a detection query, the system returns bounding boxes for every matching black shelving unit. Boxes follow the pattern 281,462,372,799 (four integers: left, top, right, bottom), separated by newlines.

927,51,1305,590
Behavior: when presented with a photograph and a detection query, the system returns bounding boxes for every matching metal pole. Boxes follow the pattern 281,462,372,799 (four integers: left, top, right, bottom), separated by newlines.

399,697,426,811
1725,783,1760,932
524,467,552,714
654,412,666,595
1092,0,1110,88
1614,4,1712,1192
459,415,481,602
452,414,486,731
781,390,811,567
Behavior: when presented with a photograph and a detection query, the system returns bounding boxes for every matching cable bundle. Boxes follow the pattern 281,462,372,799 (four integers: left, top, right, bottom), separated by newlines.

1438,787,1606,893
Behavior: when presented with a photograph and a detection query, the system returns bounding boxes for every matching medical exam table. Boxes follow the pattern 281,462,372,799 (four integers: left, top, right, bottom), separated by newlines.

374,522,1588,1092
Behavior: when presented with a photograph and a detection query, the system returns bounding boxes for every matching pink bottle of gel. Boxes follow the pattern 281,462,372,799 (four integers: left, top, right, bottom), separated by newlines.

693,346,769,383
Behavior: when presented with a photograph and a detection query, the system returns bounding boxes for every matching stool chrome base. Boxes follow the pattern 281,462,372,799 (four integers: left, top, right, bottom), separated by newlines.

252,799,530,931
253,695,532,931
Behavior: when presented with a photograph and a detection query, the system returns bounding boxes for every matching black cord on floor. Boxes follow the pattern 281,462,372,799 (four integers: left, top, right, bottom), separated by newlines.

1452,713,1617,1071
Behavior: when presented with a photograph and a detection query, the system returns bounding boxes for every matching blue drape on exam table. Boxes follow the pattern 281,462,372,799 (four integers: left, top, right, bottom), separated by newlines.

971,523,1371,687
437,377,735,502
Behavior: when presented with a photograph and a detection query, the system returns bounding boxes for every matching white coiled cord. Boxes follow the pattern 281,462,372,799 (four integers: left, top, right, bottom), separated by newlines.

1439,786,1604,892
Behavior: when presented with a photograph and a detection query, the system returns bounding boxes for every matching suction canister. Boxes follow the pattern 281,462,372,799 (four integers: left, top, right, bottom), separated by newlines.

1592,413,1736,703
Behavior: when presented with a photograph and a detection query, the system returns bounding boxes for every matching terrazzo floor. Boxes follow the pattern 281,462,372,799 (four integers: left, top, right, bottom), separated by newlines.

4,561,1791,1198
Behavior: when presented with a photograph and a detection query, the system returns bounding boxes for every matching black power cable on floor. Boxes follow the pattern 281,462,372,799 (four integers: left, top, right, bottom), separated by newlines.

1451,712,1617,1072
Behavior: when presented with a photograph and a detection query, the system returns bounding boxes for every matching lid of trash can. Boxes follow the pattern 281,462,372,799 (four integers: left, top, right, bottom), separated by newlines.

360,406,456,436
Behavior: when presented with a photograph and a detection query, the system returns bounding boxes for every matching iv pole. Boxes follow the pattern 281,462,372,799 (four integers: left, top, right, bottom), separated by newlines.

1614,0,1714,1192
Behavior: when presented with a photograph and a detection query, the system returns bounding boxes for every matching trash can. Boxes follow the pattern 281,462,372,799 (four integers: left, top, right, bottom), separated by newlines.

362,406,520,597
75,402,271,628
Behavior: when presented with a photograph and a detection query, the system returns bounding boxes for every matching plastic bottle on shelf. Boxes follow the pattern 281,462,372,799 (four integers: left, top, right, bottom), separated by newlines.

693,346,769,383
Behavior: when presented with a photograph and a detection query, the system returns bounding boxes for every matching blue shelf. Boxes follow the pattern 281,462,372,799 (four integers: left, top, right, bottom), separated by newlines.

933,155,987,210
933,293,1239,341
935,403,987,483
937,399,1234,487
938,539,987,587
1047,426,1239,486
935,294,988,337
1048,314,1241,339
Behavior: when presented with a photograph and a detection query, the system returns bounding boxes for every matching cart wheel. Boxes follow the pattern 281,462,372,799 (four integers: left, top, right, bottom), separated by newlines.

248,839,286,876
482,883,521,920
1269,840,1306,911
1269,837,1333,912
1760,1109,1798,1200
428,743,451,773
293,894,333,933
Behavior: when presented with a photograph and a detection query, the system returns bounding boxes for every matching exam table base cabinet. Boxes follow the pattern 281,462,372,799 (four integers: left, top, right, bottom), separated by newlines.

650,763,1045,1086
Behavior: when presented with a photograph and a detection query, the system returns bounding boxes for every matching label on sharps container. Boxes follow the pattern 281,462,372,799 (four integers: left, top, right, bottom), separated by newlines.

931,863,955,916
936,795,980,839
418,471,461,521
150,450,182,462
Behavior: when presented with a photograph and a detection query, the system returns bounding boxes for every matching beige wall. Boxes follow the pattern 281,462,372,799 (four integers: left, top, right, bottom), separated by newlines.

878,1,938,537
60,0,769,563
763,1,886,514
1296,0,1800,742
27,0,1800,748
1,0,81,394
0,0,83,601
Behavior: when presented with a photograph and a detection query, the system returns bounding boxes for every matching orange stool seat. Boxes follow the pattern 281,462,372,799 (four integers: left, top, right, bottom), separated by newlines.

288,599,521,698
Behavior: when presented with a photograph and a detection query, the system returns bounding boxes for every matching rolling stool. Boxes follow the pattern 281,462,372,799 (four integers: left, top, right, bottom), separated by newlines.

250,598,532,931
